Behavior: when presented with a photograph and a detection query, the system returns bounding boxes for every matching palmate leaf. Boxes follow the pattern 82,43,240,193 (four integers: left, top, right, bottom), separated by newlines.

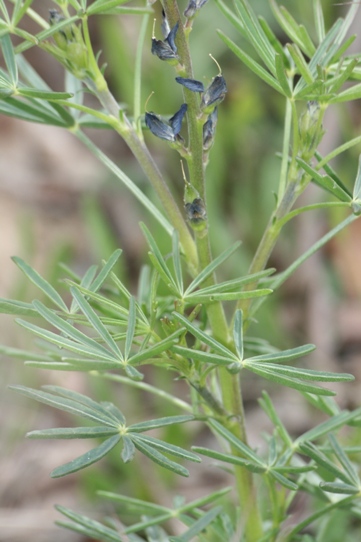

210,419,264,465
89,248,123,292
28,303,118,362
0,33,18,84
244,363,337,396
56,505,123,542
269,0,315,58
121,435,136,463
319,482,359,495
70,287,123,361
0,298,37,316
132,434,200,464
185,269,274,297
141,223,180,296
234,0,276,73
129,414,195,433
129,436,190,478
296,406,361,445
12,384,197,477
125,296,136,361
24,358,120,372
12,257,69,312
192,446,265,473
16,87,73,100
194,435,303,491
99,487,231,538
11,385,122,427
216,31,283,94
259,391,293,447
51,434,122,477
27,426,120,439
299,441,355,486
329,434,360,485
0,95,74,126
169,506,223,542
69,264,98,313
127,328,184,365
184,241,242,295
172,312,236,360
296,158,352,203
172,345,234,367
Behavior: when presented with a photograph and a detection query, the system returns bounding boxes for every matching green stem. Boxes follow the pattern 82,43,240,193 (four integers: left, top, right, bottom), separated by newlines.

278,98,292,201
236,100,328,328
162,2,263,539
133,12,150,135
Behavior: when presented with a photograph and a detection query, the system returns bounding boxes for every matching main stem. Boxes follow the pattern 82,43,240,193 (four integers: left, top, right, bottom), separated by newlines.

163,2,263,539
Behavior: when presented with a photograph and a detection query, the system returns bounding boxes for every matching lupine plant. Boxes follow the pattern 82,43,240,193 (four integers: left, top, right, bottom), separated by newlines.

1,0,361,541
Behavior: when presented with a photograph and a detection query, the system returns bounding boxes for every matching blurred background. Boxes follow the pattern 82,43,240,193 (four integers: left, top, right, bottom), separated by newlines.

1,1,361,540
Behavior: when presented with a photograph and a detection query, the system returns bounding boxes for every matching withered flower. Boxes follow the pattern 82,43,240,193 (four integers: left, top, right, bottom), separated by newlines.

184,0,209,18
145,103,187,142
175,77,204,93
151,21,179,62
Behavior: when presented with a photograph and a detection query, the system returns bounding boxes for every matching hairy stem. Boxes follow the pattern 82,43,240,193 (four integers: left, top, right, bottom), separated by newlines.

162,1,263,539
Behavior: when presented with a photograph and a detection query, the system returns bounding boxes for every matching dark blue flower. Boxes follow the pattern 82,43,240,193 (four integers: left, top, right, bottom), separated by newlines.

184,0,209,18
166,22,179,54
145,103,187,142
169,103,188,136
145,112,175,141
201,75,227,110
175,77,204,93
151,22,179,62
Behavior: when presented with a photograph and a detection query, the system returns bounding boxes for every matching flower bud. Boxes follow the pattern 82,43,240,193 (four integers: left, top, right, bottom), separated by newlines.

299,101,324,155
48,9,89,79
203,107,218,150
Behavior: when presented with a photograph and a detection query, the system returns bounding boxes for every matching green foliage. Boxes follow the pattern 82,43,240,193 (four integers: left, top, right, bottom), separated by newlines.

1,1,361,541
